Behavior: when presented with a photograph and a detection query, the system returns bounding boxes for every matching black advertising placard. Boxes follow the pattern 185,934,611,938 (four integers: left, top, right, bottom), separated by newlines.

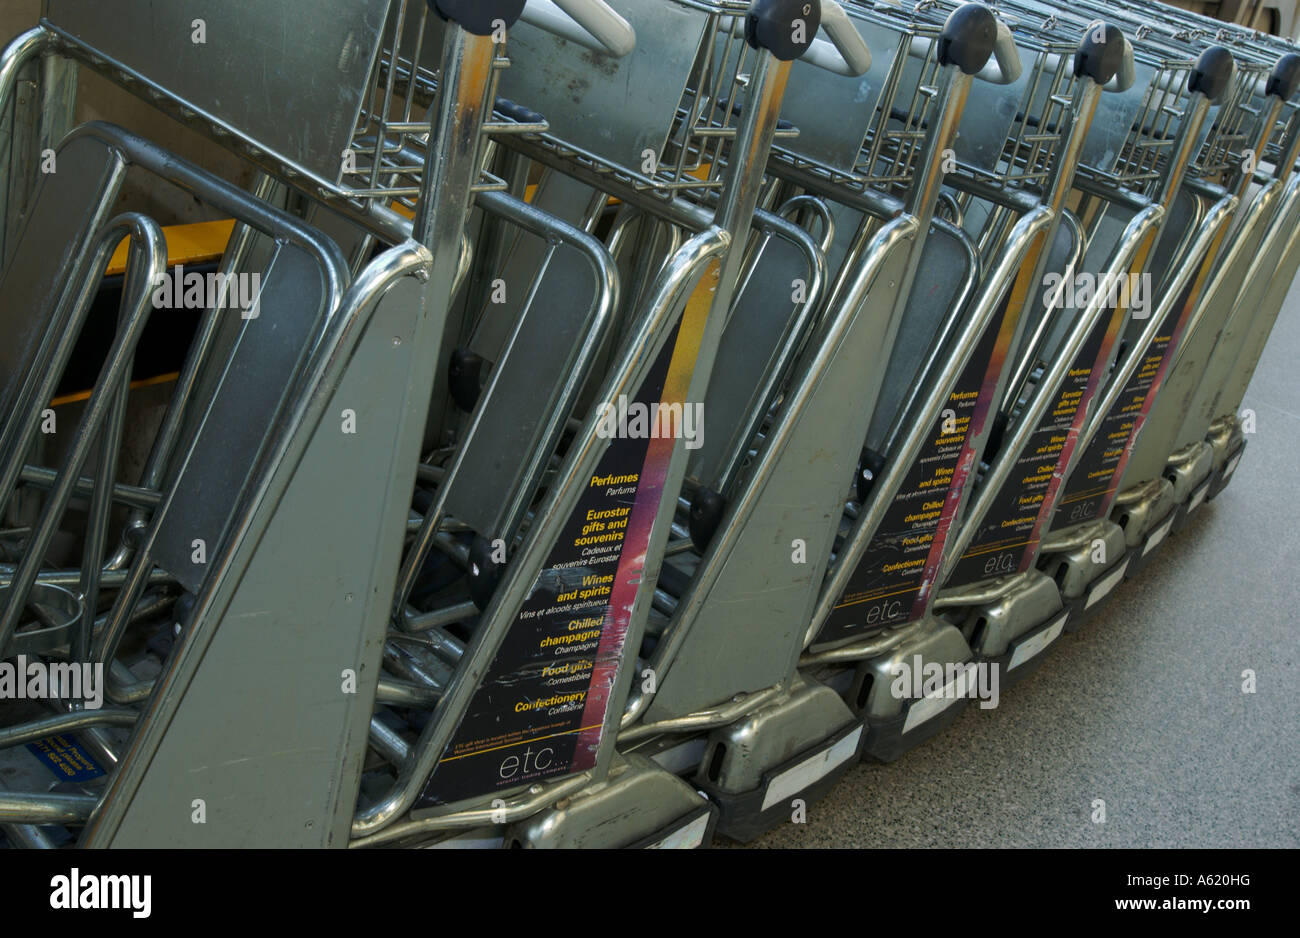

947,299,1127,587
1053,270,1202,527
816,288,1015,645
414,264,716,808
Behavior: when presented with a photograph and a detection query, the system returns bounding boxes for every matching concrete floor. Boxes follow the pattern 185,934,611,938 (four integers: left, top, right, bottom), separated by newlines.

746,278,1300,849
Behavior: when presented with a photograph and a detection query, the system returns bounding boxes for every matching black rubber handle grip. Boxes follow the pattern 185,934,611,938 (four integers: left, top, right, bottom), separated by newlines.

494,97,546,125
714,98,795,131
1266,52,1300,101
1073,22,1125,87
448,347,485,413
689,487,727,552
1188,46,1236,103
431,0,526,37
746,0,822,62
937,3,998,77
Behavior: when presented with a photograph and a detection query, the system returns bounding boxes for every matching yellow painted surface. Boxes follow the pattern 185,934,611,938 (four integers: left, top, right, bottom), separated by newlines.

106,219,235,276
56,220,230,405
50,371,180,408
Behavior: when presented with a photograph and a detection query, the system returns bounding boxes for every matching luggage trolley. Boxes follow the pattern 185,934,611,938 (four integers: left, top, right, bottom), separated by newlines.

1156,74,1300,534
927,8,1241,679
344,0,879,849
605,0,1021,841
1109,21,1300,532
614,1,1124,838
1034,10,1300,582
778,4,1138,769
1202,114,1300,501
970,13,1242,627
1140,15,1300,509
1191,23,1300,503
0,0,636,848
1053,0,1300,553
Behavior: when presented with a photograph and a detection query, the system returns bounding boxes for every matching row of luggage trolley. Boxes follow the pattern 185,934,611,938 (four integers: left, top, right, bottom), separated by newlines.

0,0,1295,848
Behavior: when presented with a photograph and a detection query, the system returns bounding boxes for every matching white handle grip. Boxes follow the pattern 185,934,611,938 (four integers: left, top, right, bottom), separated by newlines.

1106,34,1137,94
816,1,873,77
975,18,1023,85
521,0,637,58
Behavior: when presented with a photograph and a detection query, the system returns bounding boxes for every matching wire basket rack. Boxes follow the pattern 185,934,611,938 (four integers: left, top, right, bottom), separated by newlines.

488,0,801,206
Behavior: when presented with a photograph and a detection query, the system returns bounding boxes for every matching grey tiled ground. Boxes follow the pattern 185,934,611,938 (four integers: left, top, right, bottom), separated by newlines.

744,278,1300,849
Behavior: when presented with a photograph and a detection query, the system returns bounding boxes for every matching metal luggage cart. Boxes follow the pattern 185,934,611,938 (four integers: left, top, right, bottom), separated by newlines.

1146,79,1300,533
912,8,1239,678
1109,35,1300,532
934,11,1240,627
1105,4,1300,508
1018,4,1300,546
0,0,638,848
5,0,1298,854
343,0,879,849
1198,65,1300,504
1034,14,1300,581
0,117,358,845
786,3,1140,765
608,0,1089,838
1201,152,1300,501
617,0,1005,836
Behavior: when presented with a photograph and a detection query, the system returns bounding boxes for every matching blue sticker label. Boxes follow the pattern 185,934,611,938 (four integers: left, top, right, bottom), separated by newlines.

26,735,105,782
